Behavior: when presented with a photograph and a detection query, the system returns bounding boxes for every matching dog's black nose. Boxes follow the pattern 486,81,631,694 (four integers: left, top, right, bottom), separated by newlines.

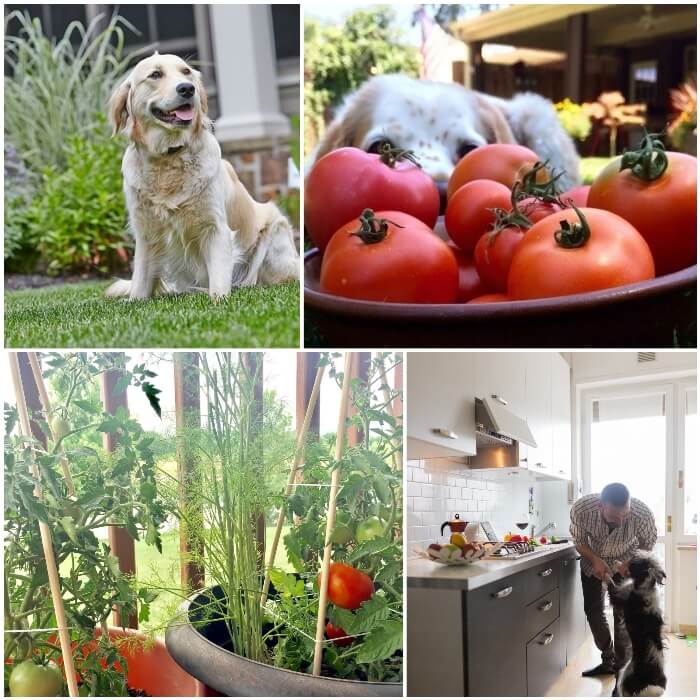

176,82,195,98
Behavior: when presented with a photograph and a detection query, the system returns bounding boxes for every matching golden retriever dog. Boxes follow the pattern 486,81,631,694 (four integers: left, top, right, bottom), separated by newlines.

314,74,580,191
106,53,298,300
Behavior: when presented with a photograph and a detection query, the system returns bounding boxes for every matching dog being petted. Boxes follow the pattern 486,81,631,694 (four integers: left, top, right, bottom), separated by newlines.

4,4,301,350
303,3,697,349
609,554,668,697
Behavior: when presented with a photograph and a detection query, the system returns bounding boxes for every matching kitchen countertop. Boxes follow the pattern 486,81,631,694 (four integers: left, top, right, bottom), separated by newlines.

408,542,576,591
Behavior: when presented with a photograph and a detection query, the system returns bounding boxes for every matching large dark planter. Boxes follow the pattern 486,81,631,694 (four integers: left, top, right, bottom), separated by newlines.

165,587,402,697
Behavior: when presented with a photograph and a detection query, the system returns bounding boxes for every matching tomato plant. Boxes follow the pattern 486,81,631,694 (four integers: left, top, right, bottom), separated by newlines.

588,133,697,275
326,623,354,647
356,516,384,543
445,179,512,253
8,660,63,697
305,145,440,252
320,209,458,303
447,144,545,199
4,353,165,697
508,206,655,299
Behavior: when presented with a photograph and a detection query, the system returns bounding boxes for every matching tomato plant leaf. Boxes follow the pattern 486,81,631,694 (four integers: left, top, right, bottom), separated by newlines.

354,619,403,664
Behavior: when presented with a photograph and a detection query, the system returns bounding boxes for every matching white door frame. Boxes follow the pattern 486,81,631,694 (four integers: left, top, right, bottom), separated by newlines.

580,380,676,627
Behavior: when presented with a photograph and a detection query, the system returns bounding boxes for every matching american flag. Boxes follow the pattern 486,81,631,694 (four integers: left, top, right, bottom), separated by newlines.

414,6,453,82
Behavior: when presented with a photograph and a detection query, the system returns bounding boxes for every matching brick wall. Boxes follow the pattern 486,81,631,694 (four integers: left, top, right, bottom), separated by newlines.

222,140,291,203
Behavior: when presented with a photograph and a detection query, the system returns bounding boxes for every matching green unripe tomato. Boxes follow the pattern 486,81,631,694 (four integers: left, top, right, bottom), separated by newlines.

9,660,63,697
50,416,71,441
356,516,385,543
331,523,354,545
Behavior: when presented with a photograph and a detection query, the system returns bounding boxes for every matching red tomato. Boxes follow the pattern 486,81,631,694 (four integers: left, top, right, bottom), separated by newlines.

474,226,525,292
515,197,563,224
560,185,590,208
326,622,354,646
510,534,523,543
588,148,696,276
540,536,548,544
448,244,488,302
320,210,458,303
467,293,511,304
305,146,440,252
445,180,512,253
508,207,655,300
447,144,545,199
319,562,374,610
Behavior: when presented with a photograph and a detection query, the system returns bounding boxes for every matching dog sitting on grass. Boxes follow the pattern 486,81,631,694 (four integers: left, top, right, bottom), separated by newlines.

609,553,667,697
106,53,298,300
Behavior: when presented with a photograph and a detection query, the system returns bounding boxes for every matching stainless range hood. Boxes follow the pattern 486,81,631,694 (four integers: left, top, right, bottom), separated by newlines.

469,397,536,470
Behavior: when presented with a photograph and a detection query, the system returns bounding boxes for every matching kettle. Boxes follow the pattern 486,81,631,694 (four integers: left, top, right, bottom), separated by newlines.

440,514,468,536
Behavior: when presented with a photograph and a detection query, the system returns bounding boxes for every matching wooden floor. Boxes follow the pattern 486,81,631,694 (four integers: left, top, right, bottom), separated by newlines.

547,631,697,697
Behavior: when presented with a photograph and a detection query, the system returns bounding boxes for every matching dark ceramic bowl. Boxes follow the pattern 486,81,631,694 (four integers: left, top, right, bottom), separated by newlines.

304,249,696,348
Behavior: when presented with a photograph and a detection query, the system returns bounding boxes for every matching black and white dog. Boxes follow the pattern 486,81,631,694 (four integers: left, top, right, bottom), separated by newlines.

609,553,667,697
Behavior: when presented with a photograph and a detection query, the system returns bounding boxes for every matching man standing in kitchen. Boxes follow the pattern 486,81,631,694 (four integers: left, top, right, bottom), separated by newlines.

569,482,657,677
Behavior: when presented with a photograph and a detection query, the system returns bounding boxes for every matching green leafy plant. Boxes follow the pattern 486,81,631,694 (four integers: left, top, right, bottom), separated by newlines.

304,8,420,155
4,353,165,696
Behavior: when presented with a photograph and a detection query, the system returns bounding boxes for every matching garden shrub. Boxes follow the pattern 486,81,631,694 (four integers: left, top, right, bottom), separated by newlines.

20,124,131,275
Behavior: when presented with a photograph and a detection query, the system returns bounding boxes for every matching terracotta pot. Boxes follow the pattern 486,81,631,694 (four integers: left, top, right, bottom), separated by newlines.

165,587,402,697
305,249,696,348
42,626,204,696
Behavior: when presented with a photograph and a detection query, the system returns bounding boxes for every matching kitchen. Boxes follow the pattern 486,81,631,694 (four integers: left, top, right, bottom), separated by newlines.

406,351,697,697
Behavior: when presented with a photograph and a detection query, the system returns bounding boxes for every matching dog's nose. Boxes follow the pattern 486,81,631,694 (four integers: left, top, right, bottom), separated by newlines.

176,82,195,99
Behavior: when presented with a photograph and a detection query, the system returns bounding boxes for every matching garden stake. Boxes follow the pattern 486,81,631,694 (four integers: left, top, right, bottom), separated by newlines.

313,352,355,676
261,359,326,607
28,352,76,496
377,353,401,472
9,353,79,697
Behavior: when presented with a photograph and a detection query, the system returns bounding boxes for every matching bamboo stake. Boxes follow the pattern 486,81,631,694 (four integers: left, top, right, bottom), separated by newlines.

377,352,402,472
27,352,76,497
9,353,79,697
313,352,355,676
261,359,326,606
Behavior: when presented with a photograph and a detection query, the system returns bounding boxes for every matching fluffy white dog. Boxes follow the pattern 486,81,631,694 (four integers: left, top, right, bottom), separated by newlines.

106,52,298,300
314,74,580,191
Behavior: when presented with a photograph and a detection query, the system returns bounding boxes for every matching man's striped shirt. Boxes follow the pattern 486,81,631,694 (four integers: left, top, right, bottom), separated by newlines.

569,493,657,577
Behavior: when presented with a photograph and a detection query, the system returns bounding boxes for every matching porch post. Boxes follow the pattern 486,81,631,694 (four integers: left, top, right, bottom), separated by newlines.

565,14,588,102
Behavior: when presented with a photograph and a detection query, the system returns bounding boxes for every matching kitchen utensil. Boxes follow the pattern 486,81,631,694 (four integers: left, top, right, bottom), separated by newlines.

440,514,468,536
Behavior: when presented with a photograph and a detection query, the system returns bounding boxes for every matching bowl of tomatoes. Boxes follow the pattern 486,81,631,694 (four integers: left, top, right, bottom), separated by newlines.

304,139,696,348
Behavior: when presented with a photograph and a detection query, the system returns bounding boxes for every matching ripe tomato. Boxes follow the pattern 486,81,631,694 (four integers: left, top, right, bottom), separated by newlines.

320,209,458,303
305,146,440,252
320,562,374,610
447,144,545,199
449,244,488,302
474,226,525,292
356,516,384,543
588,143,696,276
515,197,563,224
445,180,512,253
326,622,354,647
560,185,590,208
9,660,63,697
468,293,510,304
508,207,655,300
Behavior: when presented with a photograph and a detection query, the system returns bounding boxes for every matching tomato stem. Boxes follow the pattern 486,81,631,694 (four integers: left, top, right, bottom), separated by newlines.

619,131,669,181
553,204,591,248
349,209,403,245
515,160,564,203
378,142,421,168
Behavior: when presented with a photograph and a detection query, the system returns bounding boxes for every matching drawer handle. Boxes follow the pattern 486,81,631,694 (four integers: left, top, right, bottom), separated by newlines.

491,394,508,405
493,586,513,599
432,428,458,439
536,462,544,468
539,568,553,577
539,600,553,612
540,632,555,646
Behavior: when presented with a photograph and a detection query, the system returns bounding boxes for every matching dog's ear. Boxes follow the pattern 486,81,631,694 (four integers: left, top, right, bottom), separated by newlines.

108,80,131,136
653,568,666,586
472,92,516,144
314,90,373,161
196,69,208,114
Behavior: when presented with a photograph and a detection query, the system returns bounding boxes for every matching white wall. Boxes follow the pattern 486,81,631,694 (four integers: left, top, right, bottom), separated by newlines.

407,458,565,551
572,351,696,385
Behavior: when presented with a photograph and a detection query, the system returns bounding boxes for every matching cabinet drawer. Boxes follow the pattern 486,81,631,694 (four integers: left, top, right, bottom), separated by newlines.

524,559,560,603
524,588,559,643
526,618,564,696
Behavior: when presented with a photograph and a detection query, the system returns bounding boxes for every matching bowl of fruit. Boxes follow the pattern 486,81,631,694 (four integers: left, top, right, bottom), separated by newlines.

416,534,501,566
304,138,696,348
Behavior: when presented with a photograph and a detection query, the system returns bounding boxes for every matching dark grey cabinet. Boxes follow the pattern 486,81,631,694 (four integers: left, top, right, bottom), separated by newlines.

526,618,565,696
465,574,527,697
559,552,588,664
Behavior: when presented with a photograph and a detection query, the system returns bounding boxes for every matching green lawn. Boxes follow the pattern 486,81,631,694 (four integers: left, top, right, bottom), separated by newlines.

4,280,299,348
580,156,615,184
